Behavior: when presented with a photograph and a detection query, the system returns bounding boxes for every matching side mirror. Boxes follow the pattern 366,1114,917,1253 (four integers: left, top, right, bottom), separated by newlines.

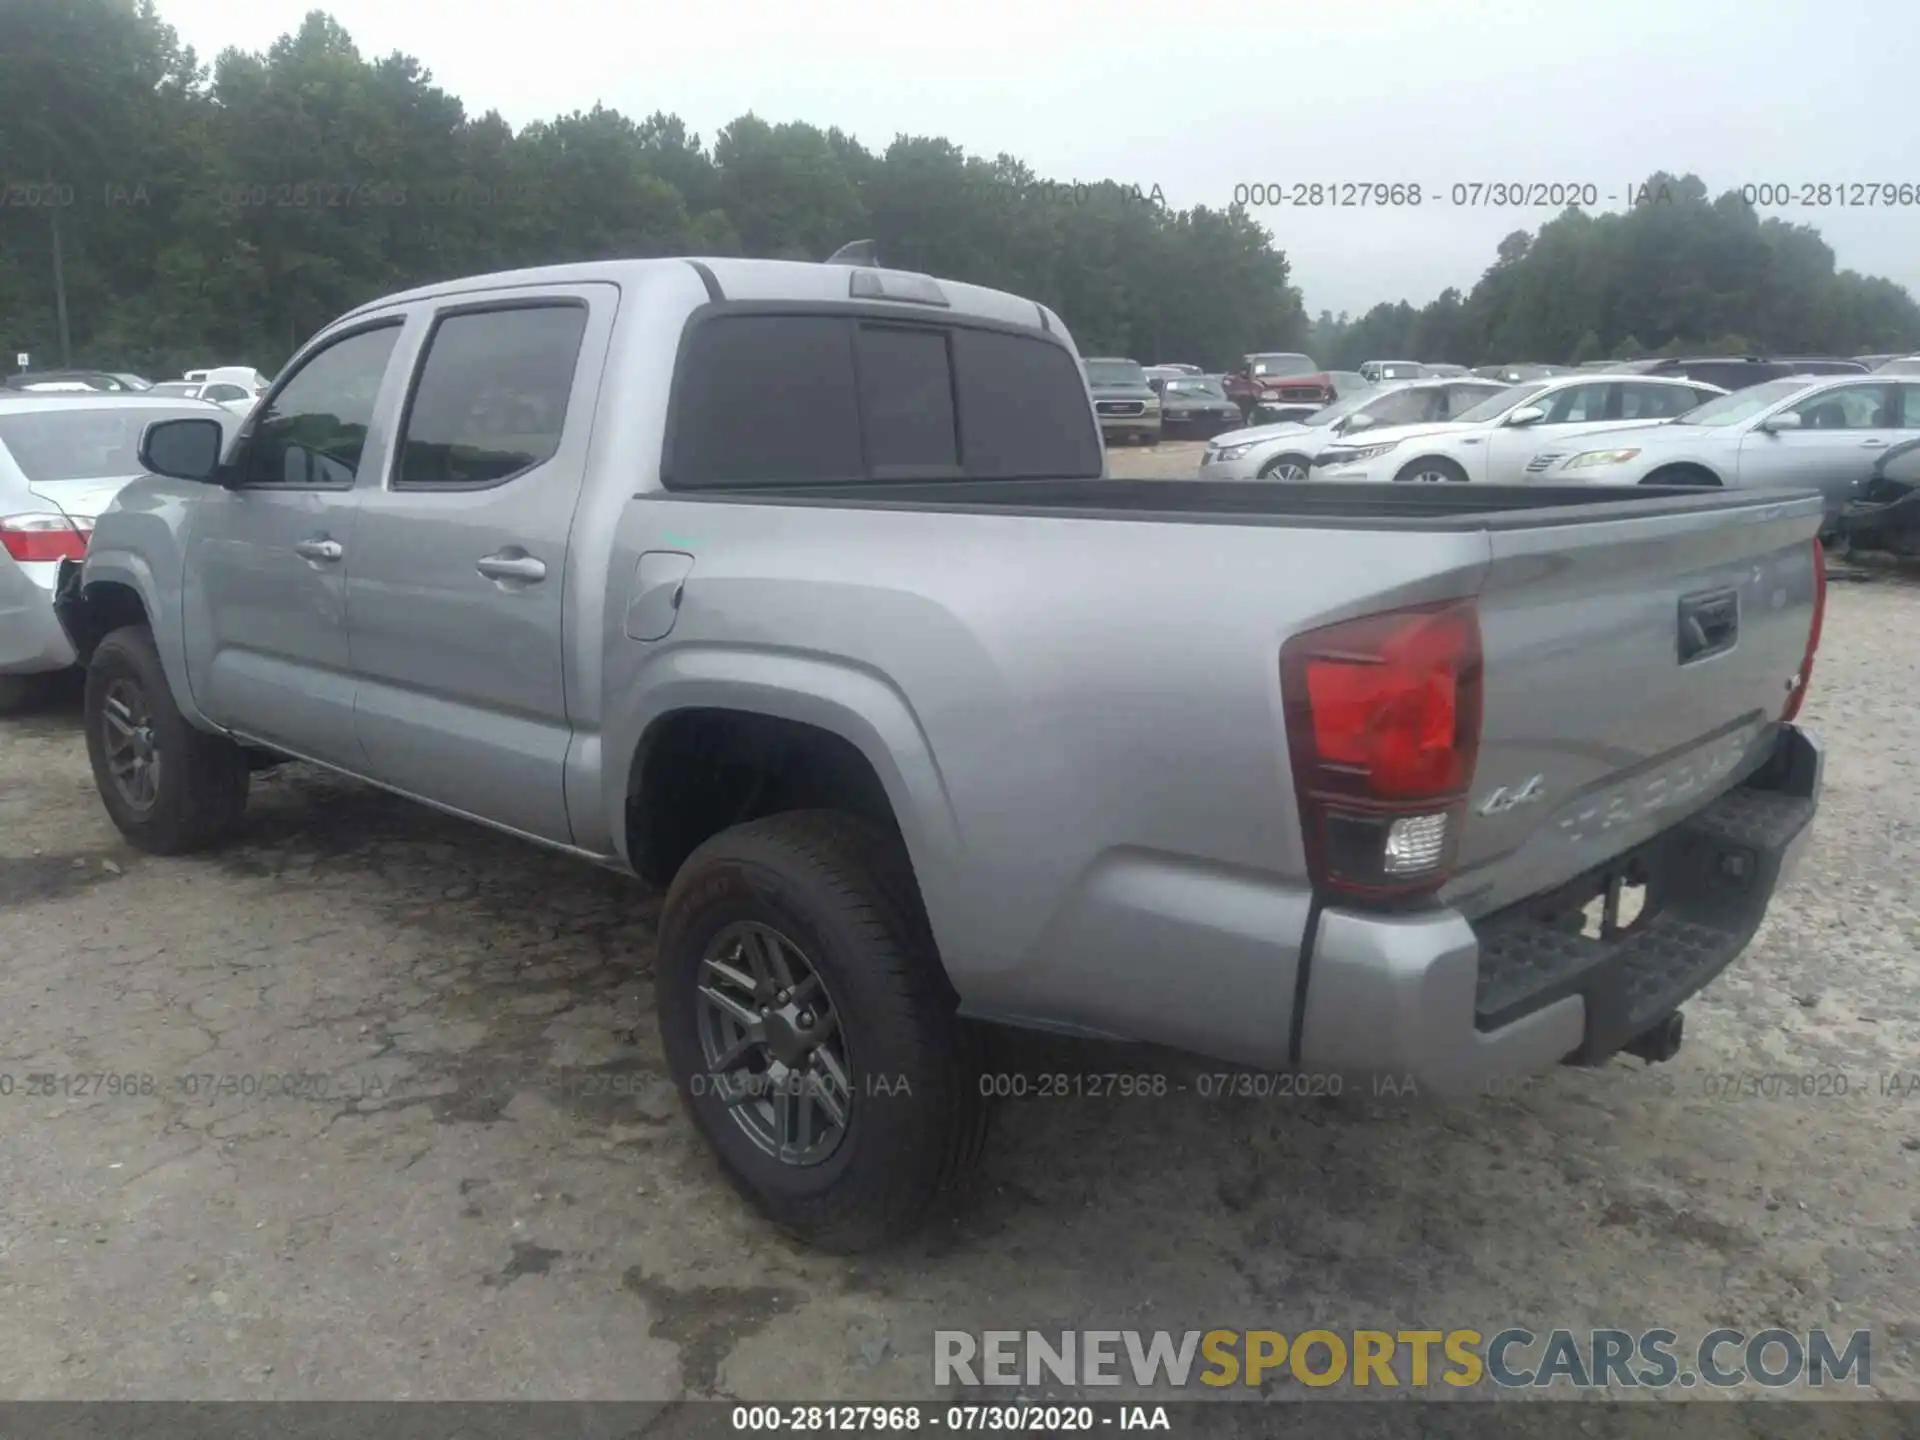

1759,411,1803,433
1506,405,1547,427
139,417,226,483
1340,412,1376,434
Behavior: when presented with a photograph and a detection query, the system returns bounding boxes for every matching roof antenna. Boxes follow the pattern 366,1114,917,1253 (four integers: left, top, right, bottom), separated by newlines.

826,239,880,267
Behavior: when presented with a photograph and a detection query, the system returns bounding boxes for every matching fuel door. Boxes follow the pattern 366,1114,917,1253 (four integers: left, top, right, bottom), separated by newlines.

624,550,695,641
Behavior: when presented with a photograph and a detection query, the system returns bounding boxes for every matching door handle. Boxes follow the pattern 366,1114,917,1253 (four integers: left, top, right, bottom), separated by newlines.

293,537,343,562
476,550,547,583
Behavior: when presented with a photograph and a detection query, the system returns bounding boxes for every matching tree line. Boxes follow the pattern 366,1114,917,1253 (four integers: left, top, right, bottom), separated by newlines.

2,1,1916,382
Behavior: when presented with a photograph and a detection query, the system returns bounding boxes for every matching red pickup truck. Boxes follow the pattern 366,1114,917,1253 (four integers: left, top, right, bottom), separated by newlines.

1221,352,1337,420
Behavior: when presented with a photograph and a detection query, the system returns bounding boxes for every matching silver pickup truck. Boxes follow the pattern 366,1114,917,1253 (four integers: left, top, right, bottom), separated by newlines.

55,256,1827,1251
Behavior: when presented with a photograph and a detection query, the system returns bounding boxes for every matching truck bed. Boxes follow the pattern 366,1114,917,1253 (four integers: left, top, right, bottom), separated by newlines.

658,477,1818,531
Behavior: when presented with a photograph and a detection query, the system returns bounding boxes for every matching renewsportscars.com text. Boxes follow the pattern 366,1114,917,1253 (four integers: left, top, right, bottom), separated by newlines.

934,1327,1871,1390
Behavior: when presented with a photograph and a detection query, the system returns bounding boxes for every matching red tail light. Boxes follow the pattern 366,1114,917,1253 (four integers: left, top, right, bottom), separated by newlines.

1281,599,1483,901
0,513,91,563
1779,537,1826,723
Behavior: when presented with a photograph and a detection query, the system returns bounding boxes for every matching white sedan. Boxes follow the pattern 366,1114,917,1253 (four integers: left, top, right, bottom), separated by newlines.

1197,377,1507,481
1310,373,1726,484
0,394,239,710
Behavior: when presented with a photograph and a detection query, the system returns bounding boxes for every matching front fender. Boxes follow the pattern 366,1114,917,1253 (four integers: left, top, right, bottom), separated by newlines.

58,545,210,730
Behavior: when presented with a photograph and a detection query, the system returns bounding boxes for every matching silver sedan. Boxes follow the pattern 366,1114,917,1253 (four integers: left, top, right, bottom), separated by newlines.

1540,373,1920,524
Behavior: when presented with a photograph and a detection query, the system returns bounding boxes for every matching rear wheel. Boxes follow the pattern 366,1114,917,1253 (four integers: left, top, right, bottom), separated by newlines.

1257,453,1313,482
1394,455,1469,484
655,810,987,1252
83,625,250,853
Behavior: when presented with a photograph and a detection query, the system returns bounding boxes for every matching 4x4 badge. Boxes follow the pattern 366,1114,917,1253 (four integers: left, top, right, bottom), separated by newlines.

1477,775,1546,816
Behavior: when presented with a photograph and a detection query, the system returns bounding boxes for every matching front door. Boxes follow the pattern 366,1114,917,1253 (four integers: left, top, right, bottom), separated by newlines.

1737,381,1900,505
181,321,405,765
345,289,611,844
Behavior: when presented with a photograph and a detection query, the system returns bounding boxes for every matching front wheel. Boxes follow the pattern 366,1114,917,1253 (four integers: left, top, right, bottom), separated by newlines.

1258,453,1313,482
1393,456,1470,484
83,625,250,853
655,810,987,1252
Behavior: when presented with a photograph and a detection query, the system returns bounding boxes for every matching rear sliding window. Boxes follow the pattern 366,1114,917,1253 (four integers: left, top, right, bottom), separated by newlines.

667,311,1101,488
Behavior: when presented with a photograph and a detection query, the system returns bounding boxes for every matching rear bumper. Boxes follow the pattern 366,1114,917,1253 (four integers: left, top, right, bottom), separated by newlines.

0,556,78,674
1297,724,1822,1094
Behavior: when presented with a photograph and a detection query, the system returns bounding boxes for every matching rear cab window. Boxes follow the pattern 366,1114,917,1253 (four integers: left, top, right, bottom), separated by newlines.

666,310,1102,488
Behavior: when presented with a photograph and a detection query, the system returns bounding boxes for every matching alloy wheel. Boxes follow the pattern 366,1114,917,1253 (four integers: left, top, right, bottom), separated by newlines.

100,678,161,811
696,920,853,1166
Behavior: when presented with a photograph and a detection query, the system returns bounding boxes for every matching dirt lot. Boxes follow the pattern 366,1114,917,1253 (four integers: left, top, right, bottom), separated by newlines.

1108,437,1209,479
1,555,1917,1408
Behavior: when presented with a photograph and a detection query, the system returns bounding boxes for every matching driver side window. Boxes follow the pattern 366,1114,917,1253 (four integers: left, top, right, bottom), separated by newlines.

241,323,403,489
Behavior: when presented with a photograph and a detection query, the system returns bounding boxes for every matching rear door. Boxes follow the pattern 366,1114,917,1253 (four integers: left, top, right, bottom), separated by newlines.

182,321,405,764
1443,491,1824,919
345,287,611,843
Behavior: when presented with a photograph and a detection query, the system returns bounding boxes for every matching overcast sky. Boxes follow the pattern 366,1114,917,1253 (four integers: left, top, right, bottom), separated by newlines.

157,0,1915,318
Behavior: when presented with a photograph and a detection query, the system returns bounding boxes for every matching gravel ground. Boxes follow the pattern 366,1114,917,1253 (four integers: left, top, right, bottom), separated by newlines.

1,549,1916,1412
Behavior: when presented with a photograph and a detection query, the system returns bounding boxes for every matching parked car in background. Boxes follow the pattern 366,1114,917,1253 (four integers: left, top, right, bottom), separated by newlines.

1472,363,1561,383
1872,355,1920,375
1156,373,1243,436
1251,369,1372,425
1840,433,1920,557
1153,362,1204,375
1083,356,1162,445
4,369,143,394
183,366,272,391
50,253,1827,1250
1854,353,1903,369
148,379,260,416
1,393,238,711
1358,360,1426,382
1312,373,1725,485
108,373,154,391
1613,356,1868,390
1538,373,1919,528
1199,377,1506,481
1421,363,1470,378
1221,352,1334,421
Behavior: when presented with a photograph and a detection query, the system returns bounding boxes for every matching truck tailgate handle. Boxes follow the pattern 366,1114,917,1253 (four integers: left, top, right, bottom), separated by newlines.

1677,588,1738,664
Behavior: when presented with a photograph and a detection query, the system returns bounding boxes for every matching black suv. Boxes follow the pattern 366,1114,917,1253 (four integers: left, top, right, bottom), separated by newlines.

1612,356,1867,391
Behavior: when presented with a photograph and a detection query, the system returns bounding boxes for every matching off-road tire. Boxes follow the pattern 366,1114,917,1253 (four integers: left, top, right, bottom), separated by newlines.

83,625,250,854
656,810,987,1252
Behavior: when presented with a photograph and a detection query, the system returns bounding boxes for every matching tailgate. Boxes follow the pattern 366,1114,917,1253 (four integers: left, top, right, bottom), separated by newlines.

1443,493,1823,918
